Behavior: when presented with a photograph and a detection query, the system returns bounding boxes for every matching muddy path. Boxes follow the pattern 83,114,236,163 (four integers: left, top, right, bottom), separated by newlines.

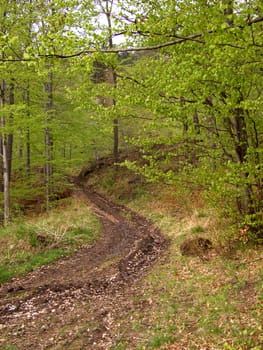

0,184,167,349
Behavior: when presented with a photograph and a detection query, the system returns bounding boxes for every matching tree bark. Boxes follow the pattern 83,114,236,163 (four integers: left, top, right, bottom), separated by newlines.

44,71,53,210
0,80,10,225
25,85,31,173
99,0,119,162
7,82,14,182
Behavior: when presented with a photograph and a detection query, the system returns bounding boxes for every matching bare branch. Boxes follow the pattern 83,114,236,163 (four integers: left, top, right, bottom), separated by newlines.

116,73,146,87
247,15,263,26
44,33,204,58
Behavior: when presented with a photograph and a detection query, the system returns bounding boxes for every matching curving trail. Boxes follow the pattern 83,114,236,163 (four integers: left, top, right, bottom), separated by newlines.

0,184,167,349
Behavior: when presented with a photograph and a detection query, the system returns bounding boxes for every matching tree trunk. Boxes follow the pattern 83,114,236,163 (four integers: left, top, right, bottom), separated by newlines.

25,85,31,173
0,80,10,225
233,108,255,214
43,71,53,210
26,127,31,173
7,82,14,182
105,0,119,162
193,110,200,135
113,118,118,162
0,138,3,192
105,67,118,162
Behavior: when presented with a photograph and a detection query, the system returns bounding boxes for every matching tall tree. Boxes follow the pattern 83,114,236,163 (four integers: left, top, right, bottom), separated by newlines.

0,80,10,224
114,0,263,235
96,0,119,162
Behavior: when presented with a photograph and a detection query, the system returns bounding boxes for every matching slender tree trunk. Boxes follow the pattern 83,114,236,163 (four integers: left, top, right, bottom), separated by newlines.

105,67,118,162
26,128,31,173
25,85,31,173
193,110,200,135
233,109,248,163
0,80,10,225
62,145,66,158
113,117,118,162
69,144,72,160
233,108,254,214
250,119,263,213
0,138,3,192
1,136,10,225
43,71,53,210
7,82,14,182
105,0,119,162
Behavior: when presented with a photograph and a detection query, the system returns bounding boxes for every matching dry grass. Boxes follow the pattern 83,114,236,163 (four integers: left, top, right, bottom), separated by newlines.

101,180,263,350
0,197,101,284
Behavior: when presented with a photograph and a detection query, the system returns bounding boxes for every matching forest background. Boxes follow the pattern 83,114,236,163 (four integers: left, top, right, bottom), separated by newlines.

0,0,262,241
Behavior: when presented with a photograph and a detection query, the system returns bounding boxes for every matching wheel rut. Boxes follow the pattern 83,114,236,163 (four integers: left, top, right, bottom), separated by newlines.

0,184,167,349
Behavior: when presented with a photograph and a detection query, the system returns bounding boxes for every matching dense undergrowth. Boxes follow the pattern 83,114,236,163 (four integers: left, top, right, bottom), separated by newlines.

0,197,101,284
86,164,263,350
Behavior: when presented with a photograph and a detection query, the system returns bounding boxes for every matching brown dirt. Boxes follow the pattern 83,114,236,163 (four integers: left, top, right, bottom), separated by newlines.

179,237,213,257
0,183,167,349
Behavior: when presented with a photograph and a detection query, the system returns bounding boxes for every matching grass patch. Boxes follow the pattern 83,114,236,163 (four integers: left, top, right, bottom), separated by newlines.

92,173,263,350
191,225,205,234
0,345,17,350
111,344,127,350
126,244,263,349
148,334,176,348
0,197,101,284
0,249,66,284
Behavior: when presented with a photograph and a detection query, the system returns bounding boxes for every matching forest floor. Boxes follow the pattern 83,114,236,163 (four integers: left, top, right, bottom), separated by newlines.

0,183,168,349
0,162,262,350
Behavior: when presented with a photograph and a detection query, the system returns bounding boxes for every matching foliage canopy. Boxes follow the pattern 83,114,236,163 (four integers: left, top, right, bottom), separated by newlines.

0,0,262,238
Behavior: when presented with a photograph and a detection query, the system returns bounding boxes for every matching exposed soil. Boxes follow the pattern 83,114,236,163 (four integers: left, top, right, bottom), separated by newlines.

0,182,167,349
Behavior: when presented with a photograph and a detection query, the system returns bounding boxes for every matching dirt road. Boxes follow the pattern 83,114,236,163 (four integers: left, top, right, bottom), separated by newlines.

0,184,167,349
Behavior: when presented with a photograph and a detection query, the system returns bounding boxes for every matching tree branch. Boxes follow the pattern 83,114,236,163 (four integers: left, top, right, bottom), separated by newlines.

1,13,262,62
0,33,204,62
46,33,204,57
116,73,146,87
247,15,263,26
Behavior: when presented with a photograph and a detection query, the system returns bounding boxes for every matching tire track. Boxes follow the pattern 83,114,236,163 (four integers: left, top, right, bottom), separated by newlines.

0,184,167,349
